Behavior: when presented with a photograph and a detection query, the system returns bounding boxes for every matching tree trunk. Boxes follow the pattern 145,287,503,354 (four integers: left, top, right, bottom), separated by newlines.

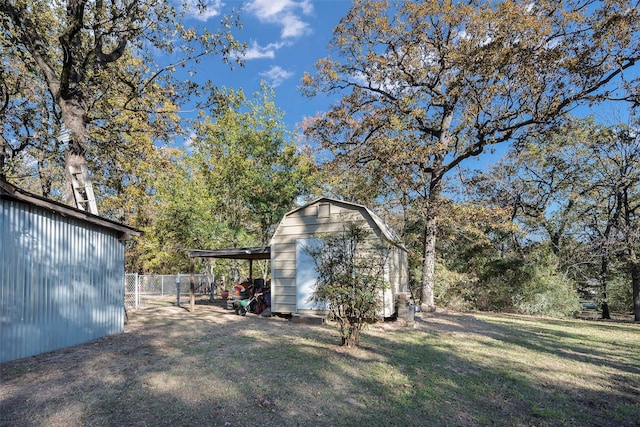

0,148,5,181
622,187,639,321
420,211,437,312
419,177,443,313
342,324,360,348
628,250,640,321
633,263,640,322
418,110,451,313
37,159,52,198
601,292,610,319
59,99,90,208
600,254,611,320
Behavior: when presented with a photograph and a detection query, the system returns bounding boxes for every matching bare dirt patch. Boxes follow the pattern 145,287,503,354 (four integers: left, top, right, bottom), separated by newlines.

1,299,334,427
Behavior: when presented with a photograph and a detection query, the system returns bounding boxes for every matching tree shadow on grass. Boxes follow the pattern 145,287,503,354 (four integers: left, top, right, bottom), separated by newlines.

412,311,640,376
348,312,640,426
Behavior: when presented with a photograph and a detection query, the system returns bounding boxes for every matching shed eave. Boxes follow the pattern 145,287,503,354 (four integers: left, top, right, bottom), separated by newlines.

188,246,271,260
0,179,142,238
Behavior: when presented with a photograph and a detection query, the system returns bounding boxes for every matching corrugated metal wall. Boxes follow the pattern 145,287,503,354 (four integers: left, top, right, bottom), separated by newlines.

1,199,125,363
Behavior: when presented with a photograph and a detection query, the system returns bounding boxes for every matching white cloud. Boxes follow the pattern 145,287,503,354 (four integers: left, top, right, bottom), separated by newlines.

243,40,287,60
182,0,225,22
279,14,309,39
260,65,294,87
246,0,314,39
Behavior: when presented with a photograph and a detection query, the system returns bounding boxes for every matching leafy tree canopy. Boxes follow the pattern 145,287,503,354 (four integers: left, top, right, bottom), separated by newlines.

192,83,314,246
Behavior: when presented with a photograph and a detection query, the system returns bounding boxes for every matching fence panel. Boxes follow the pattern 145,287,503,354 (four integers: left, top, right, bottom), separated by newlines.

124,273,139,308
125,274,213,309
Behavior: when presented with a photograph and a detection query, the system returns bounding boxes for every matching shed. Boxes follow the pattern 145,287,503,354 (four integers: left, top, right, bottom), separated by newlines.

0,179,141,363
269,197,409,317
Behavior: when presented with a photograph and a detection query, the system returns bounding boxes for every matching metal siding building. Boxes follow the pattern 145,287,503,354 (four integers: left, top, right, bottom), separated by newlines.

270,198,409,317
1,180,140,363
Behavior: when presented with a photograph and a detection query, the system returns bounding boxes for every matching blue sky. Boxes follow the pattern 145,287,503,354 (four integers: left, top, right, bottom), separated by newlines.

181,0,354,134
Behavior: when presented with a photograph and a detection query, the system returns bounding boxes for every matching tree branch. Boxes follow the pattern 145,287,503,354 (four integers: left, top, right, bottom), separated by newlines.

0,0,60,97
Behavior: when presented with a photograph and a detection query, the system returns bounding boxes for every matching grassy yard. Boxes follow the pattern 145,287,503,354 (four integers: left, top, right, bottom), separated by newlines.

1,301,638,427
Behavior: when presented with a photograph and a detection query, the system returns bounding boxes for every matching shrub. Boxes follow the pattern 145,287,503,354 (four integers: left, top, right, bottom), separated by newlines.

434,262,477,311
435,248,582,317
306,223,389,347
605,276,633,313
512,270,582,317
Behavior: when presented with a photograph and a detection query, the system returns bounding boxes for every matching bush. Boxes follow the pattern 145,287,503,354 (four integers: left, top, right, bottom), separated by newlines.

605,276,633,313
512,270,582,317
434,262,477,311
435,249,582,317
476,258,529,311
306,223,389,348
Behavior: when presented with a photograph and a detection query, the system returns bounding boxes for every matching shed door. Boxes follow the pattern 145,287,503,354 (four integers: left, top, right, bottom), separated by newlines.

296,239,324,311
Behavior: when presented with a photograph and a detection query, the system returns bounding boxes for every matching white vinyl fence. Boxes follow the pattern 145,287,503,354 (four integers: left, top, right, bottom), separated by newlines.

125,273,213,309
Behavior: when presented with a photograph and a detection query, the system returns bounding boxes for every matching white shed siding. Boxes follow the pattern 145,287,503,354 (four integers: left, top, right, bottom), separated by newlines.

387,245,409,291
270,198,408,315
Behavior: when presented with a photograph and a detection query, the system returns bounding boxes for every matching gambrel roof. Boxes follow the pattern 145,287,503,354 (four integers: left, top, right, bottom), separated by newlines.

274,197,406,250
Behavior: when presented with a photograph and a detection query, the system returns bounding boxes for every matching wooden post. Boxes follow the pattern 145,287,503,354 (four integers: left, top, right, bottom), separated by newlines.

190,257,195,312
176,274,180,307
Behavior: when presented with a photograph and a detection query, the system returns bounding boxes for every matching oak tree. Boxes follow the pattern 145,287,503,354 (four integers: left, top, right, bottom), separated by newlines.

587,123,640,320
0,0,243,206
474,117,640,319
302,0,640,310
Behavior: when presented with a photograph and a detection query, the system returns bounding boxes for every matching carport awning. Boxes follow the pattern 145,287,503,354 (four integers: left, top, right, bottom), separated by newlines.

188,246,270,260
